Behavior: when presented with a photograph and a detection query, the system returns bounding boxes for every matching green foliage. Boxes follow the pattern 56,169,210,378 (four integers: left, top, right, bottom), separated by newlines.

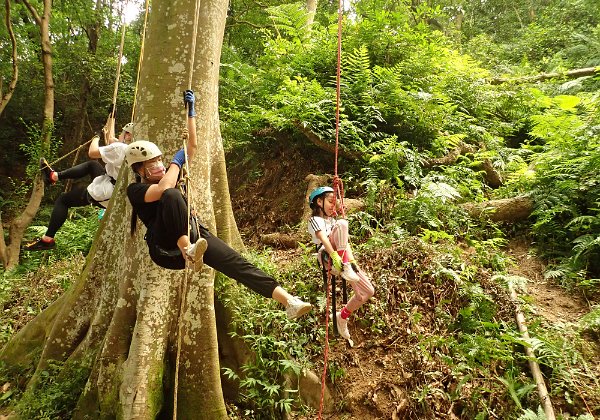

14,359,91,419
216,251,319,417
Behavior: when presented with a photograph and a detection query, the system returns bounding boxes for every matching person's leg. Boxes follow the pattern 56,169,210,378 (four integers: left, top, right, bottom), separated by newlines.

57,161,105,181
336,270,375,340
46,186,90,237
200,227,279,297
343,271,375,313
24,186,90,250
199,226,311,318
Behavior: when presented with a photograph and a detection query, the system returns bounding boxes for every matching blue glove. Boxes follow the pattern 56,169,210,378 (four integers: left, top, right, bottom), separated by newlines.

184,89,196,117
171,149,186,168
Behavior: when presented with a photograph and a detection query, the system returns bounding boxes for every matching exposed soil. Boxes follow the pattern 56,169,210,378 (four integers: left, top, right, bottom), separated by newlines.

506,238,590,324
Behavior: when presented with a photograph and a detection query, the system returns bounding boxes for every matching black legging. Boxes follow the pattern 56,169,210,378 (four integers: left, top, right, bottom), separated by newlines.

46,161,105,237
145,188,280,298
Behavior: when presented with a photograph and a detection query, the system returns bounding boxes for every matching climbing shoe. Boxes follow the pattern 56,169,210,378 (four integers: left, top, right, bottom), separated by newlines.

286,297,312,320
335,311,351,340
186,238,208,271
24,237,56,251
40,158,56,186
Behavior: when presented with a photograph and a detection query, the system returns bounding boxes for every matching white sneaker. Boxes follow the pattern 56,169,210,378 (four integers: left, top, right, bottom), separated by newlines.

336,311,351,340
341,263,360,284
286,297,312,320
186,238,208,271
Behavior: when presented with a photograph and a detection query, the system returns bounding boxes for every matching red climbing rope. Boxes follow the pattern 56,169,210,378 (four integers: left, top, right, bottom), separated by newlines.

318,0,345,417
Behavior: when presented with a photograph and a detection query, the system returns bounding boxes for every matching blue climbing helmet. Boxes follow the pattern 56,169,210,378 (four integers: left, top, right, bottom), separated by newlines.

309,186,334,209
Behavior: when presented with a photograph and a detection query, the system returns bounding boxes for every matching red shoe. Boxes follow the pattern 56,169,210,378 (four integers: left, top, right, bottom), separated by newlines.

24,237,56,251
40,158,56,186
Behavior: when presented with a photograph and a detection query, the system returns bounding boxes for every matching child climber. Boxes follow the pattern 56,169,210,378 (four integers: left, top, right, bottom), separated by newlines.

308,186,375,340
125,90,312,320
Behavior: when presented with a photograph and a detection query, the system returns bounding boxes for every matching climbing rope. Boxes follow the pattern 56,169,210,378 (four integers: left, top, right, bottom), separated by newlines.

318,0,344,417
131,0,149,123
173,0,202,414
110,1,128,120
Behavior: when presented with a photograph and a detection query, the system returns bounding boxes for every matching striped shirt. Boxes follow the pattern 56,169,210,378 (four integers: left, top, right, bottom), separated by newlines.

308,216,335,245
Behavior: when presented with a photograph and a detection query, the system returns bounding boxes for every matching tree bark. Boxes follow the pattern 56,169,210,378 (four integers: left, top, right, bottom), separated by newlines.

461,196,533,222
423,142,503,188
292,120,363,160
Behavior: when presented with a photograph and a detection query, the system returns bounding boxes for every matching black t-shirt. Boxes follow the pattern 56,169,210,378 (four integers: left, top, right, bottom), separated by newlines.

127,183,159,229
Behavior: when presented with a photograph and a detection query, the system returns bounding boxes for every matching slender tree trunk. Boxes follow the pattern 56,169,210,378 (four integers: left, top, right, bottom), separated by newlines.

306,0,317,27
0,0,19,115
0,0,53,270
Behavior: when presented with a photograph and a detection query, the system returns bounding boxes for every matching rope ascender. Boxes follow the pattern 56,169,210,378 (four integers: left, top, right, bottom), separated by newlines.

318,0,346,417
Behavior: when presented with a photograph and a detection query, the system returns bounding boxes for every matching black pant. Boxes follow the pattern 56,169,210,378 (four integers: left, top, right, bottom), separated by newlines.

146,189,279,298
46,161,105,237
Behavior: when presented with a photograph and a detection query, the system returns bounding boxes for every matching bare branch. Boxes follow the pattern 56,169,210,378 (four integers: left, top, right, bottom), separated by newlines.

0,0,19,115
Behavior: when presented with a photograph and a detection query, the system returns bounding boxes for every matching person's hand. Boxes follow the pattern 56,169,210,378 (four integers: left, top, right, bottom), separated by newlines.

329,251,343,272
183,89,196,117
171,149,186,168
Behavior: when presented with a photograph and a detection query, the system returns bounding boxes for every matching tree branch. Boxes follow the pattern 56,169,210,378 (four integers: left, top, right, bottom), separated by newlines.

18,0,41,26
0,0,19,115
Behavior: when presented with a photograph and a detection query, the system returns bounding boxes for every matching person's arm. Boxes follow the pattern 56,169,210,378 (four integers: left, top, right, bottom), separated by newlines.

316,230,336,255
315,225,343,271
88,135,101,159
183,90,197,160
143,164,181,203
186,114,197,160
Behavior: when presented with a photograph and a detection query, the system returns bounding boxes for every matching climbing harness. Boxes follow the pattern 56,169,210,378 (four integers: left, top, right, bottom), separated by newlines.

318,0,345,417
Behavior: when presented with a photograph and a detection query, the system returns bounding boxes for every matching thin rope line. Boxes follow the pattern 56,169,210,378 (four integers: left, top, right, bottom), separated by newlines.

131,0,149,123
318,265,333,419
173,140,193,420
111,1,128,119
187,0,202,90
334,0,343,179
174,0,201,413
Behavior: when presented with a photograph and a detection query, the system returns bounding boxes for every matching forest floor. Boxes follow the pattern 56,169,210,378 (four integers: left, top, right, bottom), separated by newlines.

227,146,596,419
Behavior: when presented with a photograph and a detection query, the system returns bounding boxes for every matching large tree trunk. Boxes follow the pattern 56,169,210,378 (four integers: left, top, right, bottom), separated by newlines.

1,0,237,417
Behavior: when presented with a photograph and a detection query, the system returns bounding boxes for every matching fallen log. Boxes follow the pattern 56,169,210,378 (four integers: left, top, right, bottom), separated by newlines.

461,196,533,222
491,66,598,85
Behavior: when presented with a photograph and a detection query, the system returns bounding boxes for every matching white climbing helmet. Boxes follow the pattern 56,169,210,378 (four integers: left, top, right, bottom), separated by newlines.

125,140,162,167
121,122,135,135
